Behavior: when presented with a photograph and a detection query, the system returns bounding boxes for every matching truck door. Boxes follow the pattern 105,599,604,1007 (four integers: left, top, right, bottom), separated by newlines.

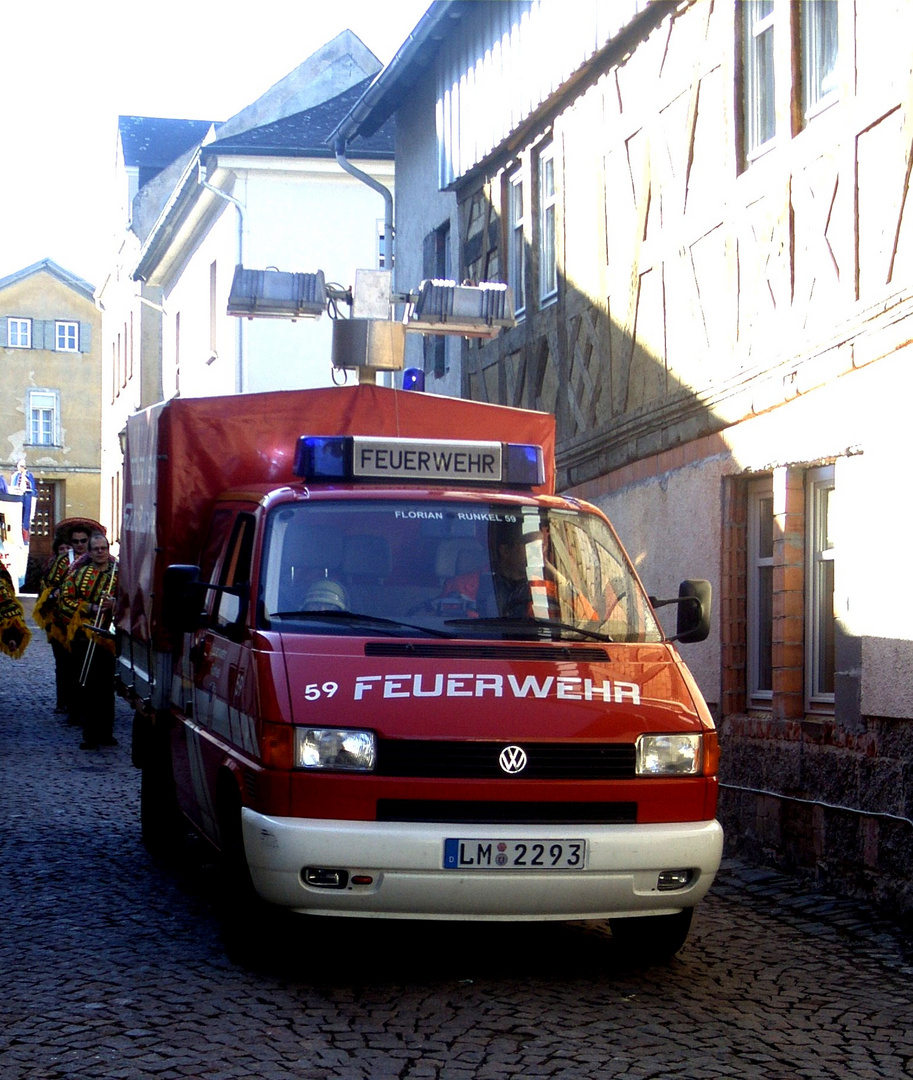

173,510,256,843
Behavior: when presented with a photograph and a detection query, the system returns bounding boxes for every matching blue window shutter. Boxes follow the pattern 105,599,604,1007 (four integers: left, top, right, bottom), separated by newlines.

79,322,92,353
0,321,7,347
31,320,46,349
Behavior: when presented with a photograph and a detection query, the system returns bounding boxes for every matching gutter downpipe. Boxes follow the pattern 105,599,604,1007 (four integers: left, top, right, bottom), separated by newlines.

199,165,247,393
334,140,396,388
334,139,393,273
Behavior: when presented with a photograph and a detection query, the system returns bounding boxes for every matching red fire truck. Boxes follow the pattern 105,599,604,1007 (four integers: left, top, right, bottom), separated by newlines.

117,382,721,959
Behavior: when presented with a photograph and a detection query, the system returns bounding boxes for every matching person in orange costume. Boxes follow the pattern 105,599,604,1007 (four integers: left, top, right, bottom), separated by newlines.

443,521,598,622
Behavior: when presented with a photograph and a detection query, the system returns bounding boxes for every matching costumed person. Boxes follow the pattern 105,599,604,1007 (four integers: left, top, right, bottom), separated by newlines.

10,460,37,541
57,531,118,750
34,522,93,714
442,519,599,622
0,561,31,659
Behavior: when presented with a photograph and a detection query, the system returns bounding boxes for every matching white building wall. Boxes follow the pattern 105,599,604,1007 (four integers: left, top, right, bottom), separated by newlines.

240,159,395,393
593,345,911,719
155,158,395,398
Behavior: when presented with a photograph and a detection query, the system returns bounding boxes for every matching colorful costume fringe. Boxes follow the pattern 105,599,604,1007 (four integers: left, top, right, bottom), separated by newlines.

0,566,30,659
58,560,118,654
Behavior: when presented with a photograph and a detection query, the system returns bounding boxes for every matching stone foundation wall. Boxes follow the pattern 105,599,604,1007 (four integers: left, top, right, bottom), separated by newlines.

718,714,913,915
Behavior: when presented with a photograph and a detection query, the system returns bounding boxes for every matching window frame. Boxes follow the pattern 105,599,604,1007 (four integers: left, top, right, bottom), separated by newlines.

741,0,777,161
805,464,835,708
538,143,558,305
7,317,31,349
746,477,774,705
799,0,840,122
27,389,59,447
506,168,527,317
55,321,79,352
212,512,255,632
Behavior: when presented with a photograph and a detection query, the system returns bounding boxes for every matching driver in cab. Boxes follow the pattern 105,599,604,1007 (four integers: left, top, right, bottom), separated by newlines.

442,519,598,622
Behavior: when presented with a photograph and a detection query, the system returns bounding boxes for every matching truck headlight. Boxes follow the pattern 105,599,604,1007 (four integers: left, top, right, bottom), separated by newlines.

636,733,702,776
295,728,376,771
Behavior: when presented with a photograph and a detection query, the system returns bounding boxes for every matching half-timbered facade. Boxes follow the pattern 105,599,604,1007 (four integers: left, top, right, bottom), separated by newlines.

337,0,913,913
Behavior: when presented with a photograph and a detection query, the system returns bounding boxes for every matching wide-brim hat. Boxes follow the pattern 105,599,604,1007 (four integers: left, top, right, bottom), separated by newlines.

54,517,105,546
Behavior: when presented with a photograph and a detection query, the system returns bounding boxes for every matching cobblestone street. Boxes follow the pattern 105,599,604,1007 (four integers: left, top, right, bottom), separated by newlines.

2,601,913,1079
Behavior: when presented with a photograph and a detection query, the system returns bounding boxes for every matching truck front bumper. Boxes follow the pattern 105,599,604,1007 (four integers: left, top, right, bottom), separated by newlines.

241,809,724,920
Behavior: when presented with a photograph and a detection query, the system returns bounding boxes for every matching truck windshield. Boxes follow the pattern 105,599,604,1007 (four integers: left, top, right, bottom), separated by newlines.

258,499,662,643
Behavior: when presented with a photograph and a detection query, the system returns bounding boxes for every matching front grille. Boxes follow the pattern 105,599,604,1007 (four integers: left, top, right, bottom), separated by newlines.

375,740,635,780
365,642,609,661
376,800,637,824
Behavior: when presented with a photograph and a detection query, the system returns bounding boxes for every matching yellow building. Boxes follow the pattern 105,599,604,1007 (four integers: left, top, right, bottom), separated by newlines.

0,259,102,584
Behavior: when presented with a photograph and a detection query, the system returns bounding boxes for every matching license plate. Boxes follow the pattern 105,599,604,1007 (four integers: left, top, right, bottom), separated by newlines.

444,838,586,870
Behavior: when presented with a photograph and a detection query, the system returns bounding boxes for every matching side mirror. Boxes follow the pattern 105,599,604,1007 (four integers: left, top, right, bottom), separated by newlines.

162,564,203,634
648,579,712,644
675,579,711,643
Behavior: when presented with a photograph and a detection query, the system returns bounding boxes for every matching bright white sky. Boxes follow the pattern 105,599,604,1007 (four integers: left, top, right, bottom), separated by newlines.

0,0,431,288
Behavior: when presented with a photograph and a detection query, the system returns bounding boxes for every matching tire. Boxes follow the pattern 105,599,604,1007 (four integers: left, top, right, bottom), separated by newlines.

139,742,184,862
216,779,291,969
608,907,694,961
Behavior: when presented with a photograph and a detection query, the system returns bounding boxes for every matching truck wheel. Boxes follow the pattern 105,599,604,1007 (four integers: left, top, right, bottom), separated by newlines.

216,781,289,968
608,908,694,961
139,755,184,862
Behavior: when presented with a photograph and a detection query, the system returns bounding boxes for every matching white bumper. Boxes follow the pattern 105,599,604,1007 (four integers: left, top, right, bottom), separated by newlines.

241,809,724,920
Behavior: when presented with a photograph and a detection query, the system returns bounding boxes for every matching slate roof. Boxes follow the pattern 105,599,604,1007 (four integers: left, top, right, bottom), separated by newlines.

118,116,217,187
204,78,394,159
0,258,95,300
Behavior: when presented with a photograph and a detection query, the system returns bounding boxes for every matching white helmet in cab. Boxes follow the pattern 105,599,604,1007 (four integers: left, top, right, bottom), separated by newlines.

302,579,348,612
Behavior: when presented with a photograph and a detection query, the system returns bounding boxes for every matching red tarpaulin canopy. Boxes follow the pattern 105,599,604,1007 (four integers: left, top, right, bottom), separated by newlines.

118,384,556,649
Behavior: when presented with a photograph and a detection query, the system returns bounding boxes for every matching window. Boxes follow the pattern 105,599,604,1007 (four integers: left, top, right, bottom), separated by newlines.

55,321,79,351
422,220,452,378
213,513,255,631
727,464,837,717
7,317,31,348
800,0,839,119
28,390,58,446
377,219,394,269
741,0,776,158
747,478,774,703
507,170,526,315
739,0,840,167
806,465,835,705
538,145,558,303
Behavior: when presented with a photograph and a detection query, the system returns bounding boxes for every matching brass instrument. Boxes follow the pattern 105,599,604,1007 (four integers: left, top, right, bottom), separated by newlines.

78,564,116,687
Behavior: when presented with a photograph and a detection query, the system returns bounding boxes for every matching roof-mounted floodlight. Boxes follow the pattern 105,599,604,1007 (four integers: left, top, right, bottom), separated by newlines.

227,265,327,319
404,279,515,339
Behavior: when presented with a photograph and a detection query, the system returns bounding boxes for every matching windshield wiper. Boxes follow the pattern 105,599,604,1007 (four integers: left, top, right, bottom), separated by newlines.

444,617,613,643
269,610,456,638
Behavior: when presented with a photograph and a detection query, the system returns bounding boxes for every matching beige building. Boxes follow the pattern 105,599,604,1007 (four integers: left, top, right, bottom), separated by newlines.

338,0,913,913
0,259,102,584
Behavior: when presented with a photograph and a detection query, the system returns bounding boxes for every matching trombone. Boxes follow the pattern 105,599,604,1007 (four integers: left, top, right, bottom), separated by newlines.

78,565,116,687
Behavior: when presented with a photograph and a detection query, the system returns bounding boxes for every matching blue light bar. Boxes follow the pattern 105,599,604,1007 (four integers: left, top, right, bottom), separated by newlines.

403,367,425,391
294,436,349,480
505,443,545,487
294,435,544,487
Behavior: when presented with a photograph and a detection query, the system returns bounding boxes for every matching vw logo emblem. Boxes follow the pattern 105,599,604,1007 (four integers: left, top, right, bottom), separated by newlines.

499,745,528,774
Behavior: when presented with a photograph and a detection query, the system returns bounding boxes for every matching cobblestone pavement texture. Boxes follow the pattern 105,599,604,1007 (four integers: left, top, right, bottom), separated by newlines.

3,601,913,1080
